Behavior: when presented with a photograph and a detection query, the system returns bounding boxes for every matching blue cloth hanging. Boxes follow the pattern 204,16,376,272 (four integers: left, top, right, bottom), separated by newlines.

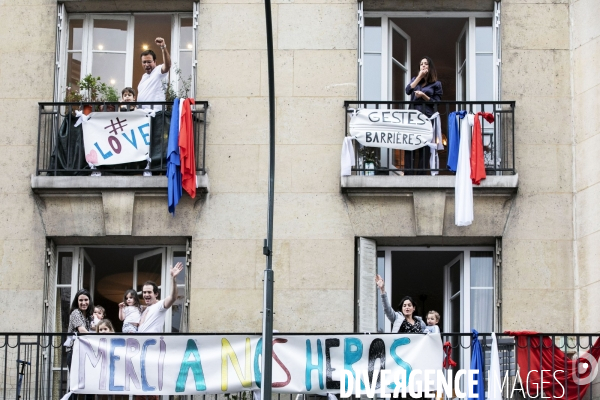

470,329,485,400
447,110,467,172
167,98,182,215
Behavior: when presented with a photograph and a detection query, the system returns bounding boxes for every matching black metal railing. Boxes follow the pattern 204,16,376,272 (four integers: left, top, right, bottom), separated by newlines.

2,332,598,400
344,101,516,176
36,101,208,176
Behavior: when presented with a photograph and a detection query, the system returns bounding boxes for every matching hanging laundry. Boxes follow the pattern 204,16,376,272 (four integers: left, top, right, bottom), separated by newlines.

428,112,443,176
179,98,196,198
340,137,355,176
455,113,474,226
447,111,466,172
471,112,494,185
469,330,485,400
167,98,182,215
505,331,600,400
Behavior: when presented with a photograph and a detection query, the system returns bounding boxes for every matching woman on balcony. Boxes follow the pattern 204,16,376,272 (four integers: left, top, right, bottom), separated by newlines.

375,274,426,333
64,289,94,370
405,56,443,175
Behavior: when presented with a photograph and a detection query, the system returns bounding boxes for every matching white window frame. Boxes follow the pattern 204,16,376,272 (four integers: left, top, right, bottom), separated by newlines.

377,246,495,330
58,12,195,102
51,245,187,333
360,11,496,102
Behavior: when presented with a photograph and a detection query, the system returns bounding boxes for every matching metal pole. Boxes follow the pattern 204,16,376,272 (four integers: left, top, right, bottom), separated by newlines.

261,0,276,397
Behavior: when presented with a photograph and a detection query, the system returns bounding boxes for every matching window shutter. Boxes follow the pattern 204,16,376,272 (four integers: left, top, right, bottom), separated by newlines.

54,4,66,101
192,2,199,99
181,238,192,333
493,1,501,101
495,237,502,331
357,237,377,333
42,239,57,333
357,1,364,100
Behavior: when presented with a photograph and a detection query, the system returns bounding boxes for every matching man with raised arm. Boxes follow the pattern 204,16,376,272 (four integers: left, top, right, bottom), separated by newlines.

137,262,183,333
137,37,172,110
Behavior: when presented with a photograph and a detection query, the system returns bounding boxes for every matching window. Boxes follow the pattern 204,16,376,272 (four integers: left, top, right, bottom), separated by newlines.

57,10,197,101
356,241,499,369
48,245,190,333
359,11,500,102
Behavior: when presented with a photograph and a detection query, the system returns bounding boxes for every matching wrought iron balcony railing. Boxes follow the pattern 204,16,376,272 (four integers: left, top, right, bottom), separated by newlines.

344,101,515,176
1,332,598,400
36,101,208,176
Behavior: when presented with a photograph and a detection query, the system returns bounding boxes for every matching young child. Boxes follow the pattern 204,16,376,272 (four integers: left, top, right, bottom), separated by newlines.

119,87,136,111
96,319,115,333
424,310,441,334
90,305,106,332
119,289,141,333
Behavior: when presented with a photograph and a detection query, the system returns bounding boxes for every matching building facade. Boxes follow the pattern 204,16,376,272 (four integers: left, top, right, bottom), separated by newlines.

0,0,598,345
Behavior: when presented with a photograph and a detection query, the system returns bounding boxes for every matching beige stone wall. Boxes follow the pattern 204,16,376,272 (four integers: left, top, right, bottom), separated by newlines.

500,0,575,332
0,0,595,336
572,0,600,333
0,0,56,331
192,0,358,332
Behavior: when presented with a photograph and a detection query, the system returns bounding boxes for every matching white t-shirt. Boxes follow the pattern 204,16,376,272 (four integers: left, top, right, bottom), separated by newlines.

137,64,168,110
138,300,167,332
123,306,141,325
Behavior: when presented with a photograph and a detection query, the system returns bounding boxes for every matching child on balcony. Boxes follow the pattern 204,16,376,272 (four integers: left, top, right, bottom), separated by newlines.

90,305,105,331
119,289,142,333
96,319,115,333
119,87,136,112
424,310,441,334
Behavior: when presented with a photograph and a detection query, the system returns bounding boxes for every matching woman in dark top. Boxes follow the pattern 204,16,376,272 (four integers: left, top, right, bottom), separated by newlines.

404,56,443,174
375,274,426,333
65,289,93,370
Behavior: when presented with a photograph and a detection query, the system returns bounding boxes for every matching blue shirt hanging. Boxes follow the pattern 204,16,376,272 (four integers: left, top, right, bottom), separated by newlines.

447,110,467,172
470,329,485,400
167,98,182,215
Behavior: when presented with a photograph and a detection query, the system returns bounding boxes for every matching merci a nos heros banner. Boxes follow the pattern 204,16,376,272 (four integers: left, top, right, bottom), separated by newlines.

349,109,433,151
82,110,153,166
68,333,443,396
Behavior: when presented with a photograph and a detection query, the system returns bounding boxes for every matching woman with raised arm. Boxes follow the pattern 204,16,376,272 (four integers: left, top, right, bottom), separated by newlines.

375,274,426,333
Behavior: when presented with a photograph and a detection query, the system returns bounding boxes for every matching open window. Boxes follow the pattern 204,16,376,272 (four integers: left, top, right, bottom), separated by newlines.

46,244,190,334
56,8,198,101
356,238,500,369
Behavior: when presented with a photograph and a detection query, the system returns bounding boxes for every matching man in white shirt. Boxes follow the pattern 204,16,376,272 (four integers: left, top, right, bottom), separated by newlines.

137,262,183,333
137,37,171,110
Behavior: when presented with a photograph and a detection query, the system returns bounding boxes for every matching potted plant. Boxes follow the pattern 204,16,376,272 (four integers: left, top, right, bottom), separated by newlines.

76,74,104,114
99,84,120,111
359,146,379,176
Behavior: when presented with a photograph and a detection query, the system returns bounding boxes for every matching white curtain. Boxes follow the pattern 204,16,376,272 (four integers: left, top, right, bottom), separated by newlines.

470,251,494,332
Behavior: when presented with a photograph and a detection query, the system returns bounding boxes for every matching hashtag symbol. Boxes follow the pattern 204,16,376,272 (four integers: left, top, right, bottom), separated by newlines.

104,118,128,135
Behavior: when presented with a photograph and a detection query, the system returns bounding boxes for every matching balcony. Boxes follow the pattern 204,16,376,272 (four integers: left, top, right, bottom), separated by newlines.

1,332,598,400
31,101,209,194
342,100,517,195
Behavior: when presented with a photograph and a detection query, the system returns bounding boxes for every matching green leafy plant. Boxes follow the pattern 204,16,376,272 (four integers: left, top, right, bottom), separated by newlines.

77,74,104,102
359,146,380,166
163,65,193,101
64,85,83,103
100,85,120,102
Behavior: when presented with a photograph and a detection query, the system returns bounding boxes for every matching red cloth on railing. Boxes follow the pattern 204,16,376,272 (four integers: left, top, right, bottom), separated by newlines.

179,98,196,198
442,341,457,369
505,331,600,400
470,112,494,185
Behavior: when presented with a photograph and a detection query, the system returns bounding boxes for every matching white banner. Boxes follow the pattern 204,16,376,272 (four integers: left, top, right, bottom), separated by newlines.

82,110,153,166
349,109,433,151
68,333,443,396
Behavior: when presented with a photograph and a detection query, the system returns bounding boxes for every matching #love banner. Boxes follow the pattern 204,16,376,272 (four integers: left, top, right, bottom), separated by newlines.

349,109,433,151
68,333,443,396
82,110,152,166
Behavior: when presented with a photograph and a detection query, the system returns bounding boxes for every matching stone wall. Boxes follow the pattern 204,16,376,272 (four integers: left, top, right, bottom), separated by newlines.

500,0,575,332
573,0,600,333
0,0,56,331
